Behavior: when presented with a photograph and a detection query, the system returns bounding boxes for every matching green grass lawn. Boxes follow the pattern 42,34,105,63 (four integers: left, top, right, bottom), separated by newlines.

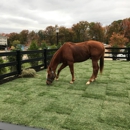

0,60,130,130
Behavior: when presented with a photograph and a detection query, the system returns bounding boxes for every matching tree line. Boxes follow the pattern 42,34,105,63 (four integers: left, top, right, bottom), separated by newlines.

1,17,130,48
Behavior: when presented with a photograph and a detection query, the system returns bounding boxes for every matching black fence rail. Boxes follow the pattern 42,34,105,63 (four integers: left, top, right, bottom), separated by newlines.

105,47,130,61
0,51,18,80
0,45,7,50
0,49,57,81
0,47,130,81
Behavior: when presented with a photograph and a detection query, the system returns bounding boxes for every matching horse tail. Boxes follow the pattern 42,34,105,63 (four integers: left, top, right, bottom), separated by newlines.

100,52,104,74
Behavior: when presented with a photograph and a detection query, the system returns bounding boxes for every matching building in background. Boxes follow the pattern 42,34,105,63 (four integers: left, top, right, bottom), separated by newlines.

0,35,7,50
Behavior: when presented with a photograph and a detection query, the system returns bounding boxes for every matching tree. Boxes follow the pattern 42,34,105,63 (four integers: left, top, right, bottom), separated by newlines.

27,30,40,48
88,22,104,42
19,30,29,45
109,32,128,60
72,21,89,42
5,17,130,47
121,18,130,41
106,20,122,43
44,26,55,45
27,40,40,66
8,32,19,47
58,26,74,44
37,30,44,45
109,32,129,47
12,40,20,47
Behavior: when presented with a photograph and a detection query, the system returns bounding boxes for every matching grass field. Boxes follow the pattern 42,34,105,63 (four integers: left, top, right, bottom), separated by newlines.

0,60,130,130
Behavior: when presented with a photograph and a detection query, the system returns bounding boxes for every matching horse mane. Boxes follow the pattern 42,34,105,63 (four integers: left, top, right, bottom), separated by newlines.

48,42,72,69
49,48,61,70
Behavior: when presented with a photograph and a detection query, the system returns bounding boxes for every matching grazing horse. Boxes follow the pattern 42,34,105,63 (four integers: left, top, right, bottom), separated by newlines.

46,40,105,85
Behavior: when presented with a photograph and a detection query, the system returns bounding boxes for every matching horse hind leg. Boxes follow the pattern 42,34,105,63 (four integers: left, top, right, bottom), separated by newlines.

86,60,99,85
56,63,67,80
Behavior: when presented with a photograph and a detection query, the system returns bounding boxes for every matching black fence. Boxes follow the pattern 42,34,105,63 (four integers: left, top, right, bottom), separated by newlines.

0,45,7,50
0,47,130,81
0,49,57,81
105,47,130,61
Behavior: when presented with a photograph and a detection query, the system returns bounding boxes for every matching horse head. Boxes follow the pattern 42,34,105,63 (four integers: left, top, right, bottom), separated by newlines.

46,67,56,85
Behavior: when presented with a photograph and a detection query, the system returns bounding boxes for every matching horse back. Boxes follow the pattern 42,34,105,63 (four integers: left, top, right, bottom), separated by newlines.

59,41,104,62
87,40,105,57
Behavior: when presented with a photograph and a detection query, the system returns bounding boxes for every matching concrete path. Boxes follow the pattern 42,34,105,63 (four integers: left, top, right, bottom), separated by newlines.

0,122,46,130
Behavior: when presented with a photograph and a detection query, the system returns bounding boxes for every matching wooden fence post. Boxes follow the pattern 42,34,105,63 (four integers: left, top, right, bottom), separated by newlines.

44,49,47,69
127,47,130,61
16,50,22,75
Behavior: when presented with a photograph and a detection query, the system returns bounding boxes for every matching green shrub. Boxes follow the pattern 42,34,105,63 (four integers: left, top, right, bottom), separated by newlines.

27,41,40,67
6,49,17,72
40,42,47,49
57,42,62,48
0,57,7,74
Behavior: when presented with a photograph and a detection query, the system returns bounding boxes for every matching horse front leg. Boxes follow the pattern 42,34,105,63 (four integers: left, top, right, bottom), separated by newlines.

56,63,67,80
86,60,99,85
68,61,75,84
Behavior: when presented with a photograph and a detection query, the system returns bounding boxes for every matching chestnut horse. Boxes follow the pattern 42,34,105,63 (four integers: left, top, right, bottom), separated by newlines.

46,40,105,85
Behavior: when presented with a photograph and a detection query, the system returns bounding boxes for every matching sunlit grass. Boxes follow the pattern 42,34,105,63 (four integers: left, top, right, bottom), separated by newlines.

0,60,130,130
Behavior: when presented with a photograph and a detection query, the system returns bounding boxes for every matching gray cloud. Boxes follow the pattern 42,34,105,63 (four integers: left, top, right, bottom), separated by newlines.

0,0,130,33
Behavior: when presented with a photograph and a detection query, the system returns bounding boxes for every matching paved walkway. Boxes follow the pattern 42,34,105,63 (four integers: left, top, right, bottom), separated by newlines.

0,122,45,130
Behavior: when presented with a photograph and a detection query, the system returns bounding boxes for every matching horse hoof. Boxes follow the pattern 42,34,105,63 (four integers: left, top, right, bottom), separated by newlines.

55,78,59,81
70,81,74,84
91,79,94,82
86,81,90,85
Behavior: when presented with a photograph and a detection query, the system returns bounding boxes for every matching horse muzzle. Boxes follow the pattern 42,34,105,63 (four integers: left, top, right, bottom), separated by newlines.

46,78,53,85
46,81,51,85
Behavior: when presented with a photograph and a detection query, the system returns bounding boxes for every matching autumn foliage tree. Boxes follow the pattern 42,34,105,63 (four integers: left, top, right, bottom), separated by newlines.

121,18,130,41
109,32,129,47
58,26,73,43
88,22,104,42
8,32,19,46
19,30,29,44
4,17,130,47
44,26,56,45
109,33,129,60
72,21,89,42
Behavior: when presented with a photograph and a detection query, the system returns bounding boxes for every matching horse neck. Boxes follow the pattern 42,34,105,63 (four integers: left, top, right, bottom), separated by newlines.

49,51,60,72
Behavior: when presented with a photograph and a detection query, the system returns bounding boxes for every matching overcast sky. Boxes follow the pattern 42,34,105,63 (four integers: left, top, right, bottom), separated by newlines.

0,0,129,33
